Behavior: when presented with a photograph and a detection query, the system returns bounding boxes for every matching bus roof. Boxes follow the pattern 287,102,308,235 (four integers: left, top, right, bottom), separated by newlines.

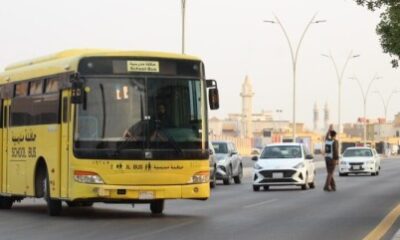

0,49,201,84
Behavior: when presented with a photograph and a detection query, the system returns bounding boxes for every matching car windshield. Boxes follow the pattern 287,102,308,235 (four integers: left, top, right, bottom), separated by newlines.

212,142,228,154
343,149,372,157
261,145,302,159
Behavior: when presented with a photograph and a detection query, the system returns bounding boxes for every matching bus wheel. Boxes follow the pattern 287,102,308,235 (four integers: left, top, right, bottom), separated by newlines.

0,197,13,209
43,173,62,216
150,200,164,214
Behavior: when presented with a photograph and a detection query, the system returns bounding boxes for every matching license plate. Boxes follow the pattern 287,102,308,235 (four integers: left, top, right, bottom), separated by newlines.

139,191,155,200
273,172,283,178
353,165,360,170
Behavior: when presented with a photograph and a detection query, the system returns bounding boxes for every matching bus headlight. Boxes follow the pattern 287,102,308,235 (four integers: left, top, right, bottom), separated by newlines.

74,170,104,184
189,171,209,184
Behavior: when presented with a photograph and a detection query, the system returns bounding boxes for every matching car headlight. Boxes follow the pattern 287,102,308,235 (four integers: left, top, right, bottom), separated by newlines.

217,158,226,164
293,162,305,169
74,170,104,184
254,163,262,170
188,171,210,184
366,160,374,164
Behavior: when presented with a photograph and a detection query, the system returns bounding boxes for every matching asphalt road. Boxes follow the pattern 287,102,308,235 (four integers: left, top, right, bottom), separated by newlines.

0,158,400,240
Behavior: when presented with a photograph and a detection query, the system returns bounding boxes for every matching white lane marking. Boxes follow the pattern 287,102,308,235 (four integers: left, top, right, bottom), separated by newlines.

123,220,195,240
243,199,278,209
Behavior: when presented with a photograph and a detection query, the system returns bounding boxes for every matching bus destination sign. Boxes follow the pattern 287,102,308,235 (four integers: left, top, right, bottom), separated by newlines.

127,61,159,73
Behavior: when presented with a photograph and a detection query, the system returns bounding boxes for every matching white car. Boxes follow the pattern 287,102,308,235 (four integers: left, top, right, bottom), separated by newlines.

339,147,381,176
252,143,316,191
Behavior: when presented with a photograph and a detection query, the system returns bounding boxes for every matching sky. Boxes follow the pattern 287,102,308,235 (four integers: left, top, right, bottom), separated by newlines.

0,0,399,129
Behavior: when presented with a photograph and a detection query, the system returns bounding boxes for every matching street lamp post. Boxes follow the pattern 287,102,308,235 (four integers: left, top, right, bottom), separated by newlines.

181,0,187,54
373,90,399,121
264,14,325,142
350,75,381,146
322,51,359,152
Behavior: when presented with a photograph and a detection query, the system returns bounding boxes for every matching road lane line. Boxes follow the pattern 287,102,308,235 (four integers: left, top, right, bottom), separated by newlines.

243,199,278,209
363,202,400,240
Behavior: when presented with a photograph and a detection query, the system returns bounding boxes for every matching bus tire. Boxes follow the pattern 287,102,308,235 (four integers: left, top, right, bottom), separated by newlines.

0,197,13,209
34,158,47,198
150,200,164,214
43,172,62,216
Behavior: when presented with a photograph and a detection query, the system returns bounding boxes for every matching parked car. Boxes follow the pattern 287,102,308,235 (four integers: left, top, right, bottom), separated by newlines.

209,143,217,188
211,141,243,185
252,143,316,191
339,147,381,176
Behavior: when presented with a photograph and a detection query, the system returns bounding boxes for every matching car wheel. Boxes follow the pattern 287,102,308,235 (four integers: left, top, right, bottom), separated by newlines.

371,172,376,176
301,173,309,190
253,185,260,192
210,166,217,189
223,166,233,185
339,173,347,177
233,164,243,184
309,182,315,189
263,185,269,191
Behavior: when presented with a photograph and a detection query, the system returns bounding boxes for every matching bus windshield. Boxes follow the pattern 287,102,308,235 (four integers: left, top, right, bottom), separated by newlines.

74,76,205,159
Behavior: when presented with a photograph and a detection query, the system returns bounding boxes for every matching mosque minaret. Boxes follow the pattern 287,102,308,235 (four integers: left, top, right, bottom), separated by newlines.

240,75,254,138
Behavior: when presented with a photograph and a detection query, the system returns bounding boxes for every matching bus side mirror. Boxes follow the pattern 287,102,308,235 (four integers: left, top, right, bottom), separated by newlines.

206,79,219,110
71,81,84,104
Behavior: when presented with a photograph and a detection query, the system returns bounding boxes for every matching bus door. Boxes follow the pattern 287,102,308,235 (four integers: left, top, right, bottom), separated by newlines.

2,99,10,193
60,92,70,198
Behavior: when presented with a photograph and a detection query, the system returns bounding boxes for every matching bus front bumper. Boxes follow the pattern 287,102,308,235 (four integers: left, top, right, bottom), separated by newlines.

71,183,210,201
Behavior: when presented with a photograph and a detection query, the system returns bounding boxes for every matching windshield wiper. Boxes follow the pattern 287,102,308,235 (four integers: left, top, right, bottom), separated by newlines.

154,128,183,156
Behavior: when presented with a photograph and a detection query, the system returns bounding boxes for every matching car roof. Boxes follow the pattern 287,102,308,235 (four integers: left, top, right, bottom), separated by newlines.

265,143,303,147
345,147,373,150
211,141,231,144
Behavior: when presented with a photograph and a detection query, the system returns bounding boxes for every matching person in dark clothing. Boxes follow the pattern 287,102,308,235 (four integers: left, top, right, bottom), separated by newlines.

324,130,339,192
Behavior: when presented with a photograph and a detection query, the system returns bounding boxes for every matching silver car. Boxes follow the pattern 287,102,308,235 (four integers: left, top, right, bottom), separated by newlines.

209,143,217,188
211,141,243,185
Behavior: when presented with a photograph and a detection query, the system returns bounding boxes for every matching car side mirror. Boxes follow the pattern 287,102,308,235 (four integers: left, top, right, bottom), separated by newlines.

305,154,313,160
251,156,258,161
209,149,214,155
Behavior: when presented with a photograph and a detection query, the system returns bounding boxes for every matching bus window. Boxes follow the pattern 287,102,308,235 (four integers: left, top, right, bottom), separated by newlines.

45,79,59,93
15,82,28,97
29,80,43,95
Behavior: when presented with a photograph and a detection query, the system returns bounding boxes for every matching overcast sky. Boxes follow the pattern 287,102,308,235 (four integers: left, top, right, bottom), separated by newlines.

0,0,399,129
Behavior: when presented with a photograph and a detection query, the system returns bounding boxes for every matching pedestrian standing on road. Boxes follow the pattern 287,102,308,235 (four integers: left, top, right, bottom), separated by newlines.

325,124,334,140
324,130,339,192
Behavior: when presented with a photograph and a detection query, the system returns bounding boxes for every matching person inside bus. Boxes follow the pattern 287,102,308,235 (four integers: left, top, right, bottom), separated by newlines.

154,103,173,129
123,103,172,140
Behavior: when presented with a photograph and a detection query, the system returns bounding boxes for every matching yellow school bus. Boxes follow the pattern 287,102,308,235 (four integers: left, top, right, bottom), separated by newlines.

0,49,219,215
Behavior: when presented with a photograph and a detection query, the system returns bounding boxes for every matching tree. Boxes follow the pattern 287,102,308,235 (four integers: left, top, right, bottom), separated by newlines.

355,0,400,67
